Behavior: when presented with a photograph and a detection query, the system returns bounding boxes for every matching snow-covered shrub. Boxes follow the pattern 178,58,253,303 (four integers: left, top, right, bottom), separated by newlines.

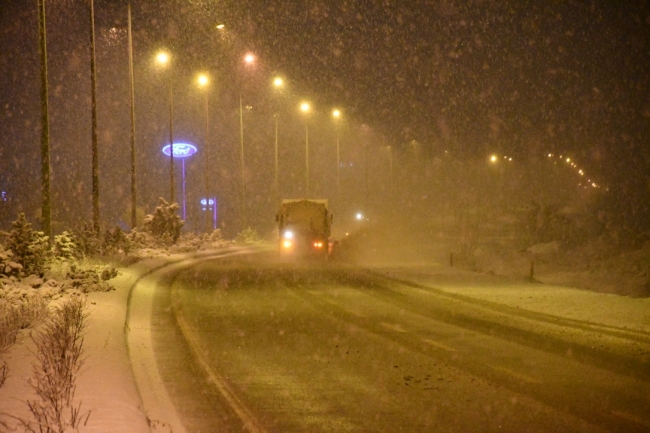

169,232,202,253
53,231,82,261
0,246,23,278
235,227,262,244
207,229,229,247
24,297,90,432
2,213,50,276
126,228,155,249
64,264,117,293
0,292,48,352
102,225,131,254
143,198,184,245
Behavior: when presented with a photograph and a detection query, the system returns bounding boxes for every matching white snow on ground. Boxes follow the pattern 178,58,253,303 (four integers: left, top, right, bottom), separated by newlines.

1,241,649,431
377,264,650,333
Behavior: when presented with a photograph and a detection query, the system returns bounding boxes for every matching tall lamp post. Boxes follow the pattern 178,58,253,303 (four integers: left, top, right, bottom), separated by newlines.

272,76,284,199
300,101,311,197
156,50,174,203
127,2,137,229
387,144,394,192
89,0,99,233
197,73,211,232
239,52,255,227
332,108,342,203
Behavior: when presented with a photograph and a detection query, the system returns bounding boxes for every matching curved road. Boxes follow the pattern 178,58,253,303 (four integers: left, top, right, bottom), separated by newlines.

148,251,650,432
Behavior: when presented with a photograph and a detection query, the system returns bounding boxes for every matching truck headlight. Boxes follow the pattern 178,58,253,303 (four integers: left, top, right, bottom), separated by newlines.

283,230,294,239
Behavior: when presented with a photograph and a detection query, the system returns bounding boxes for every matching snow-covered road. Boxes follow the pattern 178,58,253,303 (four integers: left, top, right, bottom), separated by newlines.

2,248,648,431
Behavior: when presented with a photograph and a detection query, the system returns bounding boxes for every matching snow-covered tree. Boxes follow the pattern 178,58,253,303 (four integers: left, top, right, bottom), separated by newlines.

103,226,130,254
53,231,82,260
143,198,184,245
0,246,22,278
2,213,50,276
77,223,101,256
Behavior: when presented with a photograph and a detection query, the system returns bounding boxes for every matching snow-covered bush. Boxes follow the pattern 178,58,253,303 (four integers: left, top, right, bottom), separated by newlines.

143,198,184,245
235,227,262,244
126,228,155,249
53,231,82,261
2,213,50,277
169,232,203,253
207,229,228,247
102,226,131,254
0,291,48,353
24,297,90,432
64,264,117,293
0,246,23,278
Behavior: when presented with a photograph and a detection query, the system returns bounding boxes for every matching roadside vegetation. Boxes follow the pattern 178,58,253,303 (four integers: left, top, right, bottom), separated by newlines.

0,202,238,431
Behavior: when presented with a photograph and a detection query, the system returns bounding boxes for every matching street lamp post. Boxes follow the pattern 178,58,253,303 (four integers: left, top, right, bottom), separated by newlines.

239,53,255,228
239,94,246,227
127,2,137,229
387,144,393,192
332,108,342,202
198,73,211,232
156,51,174,203
89,0,99,233
362,125,371,208
272,77,284,200
300,102,311,197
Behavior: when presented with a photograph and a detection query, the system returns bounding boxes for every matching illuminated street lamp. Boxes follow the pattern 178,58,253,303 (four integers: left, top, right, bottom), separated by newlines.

331,108,342,201
197,73,211,232
300,101,311,196
156,50,175,203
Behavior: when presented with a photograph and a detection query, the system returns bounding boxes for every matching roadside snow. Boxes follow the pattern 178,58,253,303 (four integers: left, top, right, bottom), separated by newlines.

380,264,650,333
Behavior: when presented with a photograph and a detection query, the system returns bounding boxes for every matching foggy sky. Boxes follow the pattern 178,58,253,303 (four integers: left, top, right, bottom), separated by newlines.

1,0,648,235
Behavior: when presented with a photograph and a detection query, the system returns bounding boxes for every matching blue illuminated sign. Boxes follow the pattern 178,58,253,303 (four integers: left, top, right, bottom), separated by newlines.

162,143,198,158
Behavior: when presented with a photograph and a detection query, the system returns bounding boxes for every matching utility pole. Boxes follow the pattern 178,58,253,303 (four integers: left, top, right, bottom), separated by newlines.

38,0,51,239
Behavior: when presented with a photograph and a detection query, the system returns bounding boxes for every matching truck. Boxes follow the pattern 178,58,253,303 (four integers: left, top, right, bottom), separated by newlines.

275,199,334,258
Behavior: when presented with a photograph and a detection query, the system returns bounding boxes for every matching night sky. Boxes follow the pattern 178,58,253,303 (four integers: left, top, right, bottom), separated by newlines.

0,0,649,234
234,1,650,171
